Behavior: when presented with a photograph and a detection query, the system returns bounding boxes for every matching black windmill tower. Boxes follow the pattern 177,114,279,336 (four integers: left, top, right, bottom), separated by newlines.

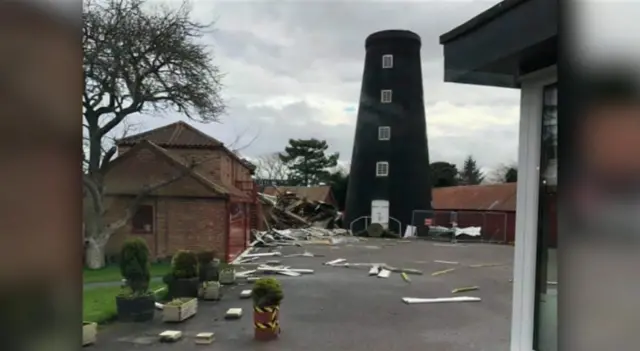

344,29,433,234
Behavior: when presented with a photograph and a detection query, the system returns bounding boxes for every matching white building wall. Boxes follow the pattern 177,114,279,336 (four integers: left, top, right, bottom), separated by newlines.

510,66,557,351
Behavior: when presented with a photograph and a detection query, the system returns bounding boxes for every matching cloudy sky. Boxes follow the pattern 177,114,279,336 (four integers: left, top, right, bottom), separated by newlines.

130,0,520,172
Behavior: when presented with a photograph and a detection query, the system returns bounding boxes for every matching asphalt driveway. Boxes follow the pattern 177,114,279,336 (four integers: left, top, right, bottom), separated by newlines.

90,238,514,351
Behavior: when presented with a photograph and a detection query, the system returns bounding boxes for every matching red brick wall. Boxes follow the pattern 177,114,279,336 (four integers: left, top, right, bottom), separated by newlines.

105,196,228,261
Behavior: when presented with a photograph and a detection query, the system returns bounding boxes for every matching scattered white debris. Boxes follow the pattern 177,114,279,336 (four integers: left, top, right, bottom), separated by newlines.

454,226,481,237
402,296,481,304
256,265,302,276
368,265,380,276
245,252,282,258
225,308,243,319
403,225,417,238
325,258,347,266
434,260,459,265
195,332,215,345
236,270,257,278
159,330,182,342
377,269,391,278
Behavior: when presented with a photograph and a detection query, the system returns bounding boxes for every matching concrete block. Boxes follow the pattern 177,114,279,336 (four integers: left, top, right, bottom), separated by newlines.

159,330,182,342
195,332,215,345
225,308,243,319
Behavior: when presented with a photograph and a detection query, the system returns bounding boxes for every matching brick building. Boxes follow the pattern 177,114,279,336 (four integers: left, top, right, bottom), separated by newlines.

102,121,257,262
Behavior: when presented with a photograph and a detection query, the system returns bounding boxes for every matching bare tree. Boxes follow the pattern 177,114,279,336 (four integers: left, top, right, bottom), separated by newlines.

82,0,225,268
254,152,289,181
486,163,518,184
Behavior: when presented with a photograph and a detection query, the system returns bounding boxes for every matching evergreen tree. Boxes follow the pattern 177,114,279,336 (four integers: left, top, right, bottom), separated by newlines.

458,155,485,185
430,161,459,188
278,139,339,186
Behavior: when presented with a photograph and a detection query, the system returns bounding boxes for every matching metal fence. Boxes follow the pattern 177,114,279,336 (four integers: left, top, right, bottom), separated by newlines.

410,210,509,244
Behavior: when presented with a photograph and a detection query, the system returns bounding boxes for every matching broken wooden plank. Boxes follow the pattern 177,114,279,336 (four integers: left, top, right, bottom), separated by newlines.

382,265,423,275
401,272,411,283
324,258,346,265
452,286,479,293
434,260,459,265
287,268,314,274
244,252,282,258
469,263,502,268
402,296,481,304
431,268,456,276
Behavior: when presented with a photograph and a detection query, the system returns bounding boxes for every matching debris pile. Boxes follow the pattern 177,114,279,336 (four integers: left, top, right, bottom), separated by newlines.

258,191,340,229
251,227,356,247
323,258,423,279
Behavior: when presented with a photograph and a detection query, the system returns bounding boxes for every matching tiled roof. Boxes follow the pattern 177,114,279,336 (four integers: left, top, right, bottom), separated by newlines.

432,183,517,212
117,121,223,148
107,140,250,200
263,185,333,204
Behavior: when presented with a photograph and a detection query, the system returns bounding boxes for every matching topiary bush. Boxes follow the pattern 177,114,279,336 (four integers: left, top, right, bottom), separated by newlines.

251,277,284,308
119,238,151,295
197,250,215,265
171,250,198,279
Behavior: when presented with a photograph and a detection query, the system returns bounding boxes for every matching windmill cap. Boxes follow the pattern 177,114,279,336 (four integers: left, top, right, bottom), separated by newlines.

365,30,421,49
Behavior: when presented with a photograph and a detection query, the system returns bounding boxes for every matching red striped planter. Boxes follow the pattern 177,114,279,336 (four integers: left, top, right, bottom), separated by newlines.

253,305,280,341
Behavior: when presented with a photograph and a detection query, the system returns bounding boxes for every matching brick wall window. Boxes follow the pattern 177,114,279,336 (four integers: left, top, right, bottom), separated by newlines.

132,205,154,233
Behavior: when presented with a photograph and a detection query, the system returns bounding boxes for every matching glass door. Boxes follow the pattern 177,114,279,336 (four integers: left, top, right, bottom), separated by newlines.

533,83,558,351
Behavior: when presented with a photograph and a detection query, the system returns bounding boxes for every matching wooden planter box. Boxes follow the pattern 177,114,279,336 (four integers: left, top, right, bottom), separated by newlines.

162,298,198,322
82,322,97,346
219,268,236,285
201,281,221,300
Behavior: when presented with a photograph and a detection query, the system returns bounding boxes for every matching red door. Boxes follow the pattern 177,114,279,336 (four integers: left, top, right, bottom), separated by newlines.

227,202,247,262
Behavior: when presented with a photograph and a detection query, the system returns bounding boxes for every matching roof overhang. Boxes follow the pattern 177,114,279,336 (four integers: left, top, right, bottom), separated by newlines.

440,0,557,88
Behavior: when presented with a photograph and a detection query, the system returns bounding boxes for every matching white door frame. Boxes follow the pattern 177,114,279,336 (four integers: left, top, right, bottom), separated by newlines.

510,65,557,351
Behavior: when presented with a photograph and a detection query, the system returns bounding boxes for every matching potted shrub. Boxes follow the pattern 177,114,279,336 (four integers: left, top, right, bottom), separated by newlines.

252,277,284,341
197,250,219,282
115,238,155,322
164,250,199,299
162,297,198,322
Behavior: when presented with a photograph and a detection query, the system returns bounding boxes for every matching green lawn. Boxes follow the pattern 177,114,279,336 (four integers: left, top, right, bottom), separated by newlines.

83,262,171,284
83,282,165,324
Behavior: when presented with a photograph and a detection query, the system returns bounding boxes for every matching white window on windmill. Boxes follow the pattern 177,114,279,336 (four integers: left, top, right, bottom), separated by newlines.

380,90,392,103
382,54,393,68
376,161,389,177
378,126,391,140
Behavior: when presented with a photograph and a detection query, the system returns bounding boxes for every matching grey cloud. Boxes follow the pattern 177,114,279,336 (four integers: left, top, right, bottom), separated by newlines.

133,0,521,171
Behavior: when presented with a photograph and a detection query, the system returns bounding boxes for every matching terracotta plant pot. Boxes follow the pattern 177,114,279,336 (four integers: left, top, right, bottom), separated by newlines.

253,305,280,341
